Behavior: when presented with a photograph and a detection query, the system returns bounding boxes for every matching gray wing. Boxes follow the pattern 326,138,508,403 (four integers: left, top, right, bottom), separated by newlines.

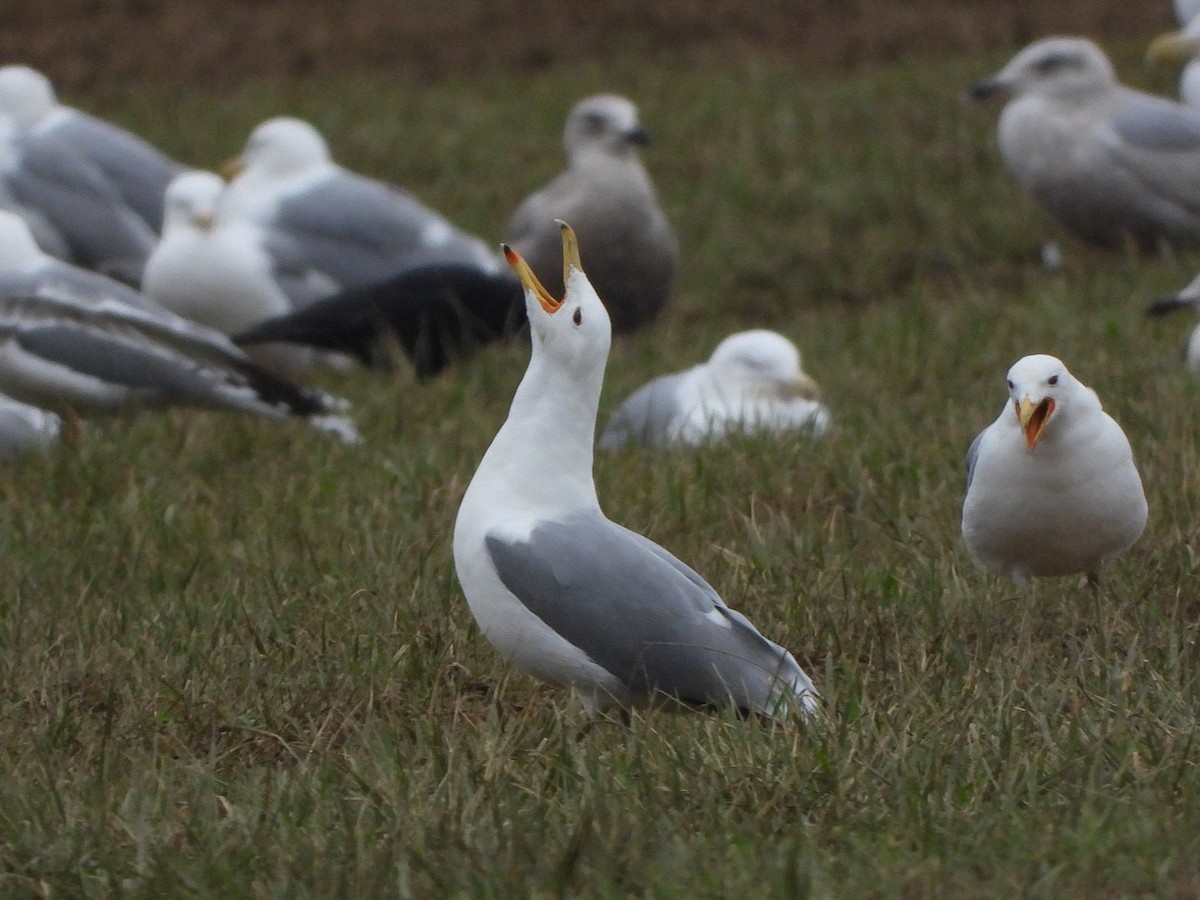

485,511,813,714
51,110,185,232
0,272,343,419
597,370,688,449
1100,91,1200,216
1110,94,1200,152
3,131,155,281
965,428,986,492
272,172,496,288
259,226,342,308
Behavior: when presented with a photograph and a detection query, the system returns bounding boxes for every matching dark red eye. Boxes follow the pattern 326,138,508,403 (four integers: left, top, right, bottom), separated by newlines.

1048,375,1058,385
573,308,582,326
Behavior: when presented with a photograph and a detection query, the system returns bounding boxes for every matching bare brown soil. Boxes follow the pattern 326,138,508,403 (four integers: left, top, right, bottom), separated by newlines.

0,1,1174,92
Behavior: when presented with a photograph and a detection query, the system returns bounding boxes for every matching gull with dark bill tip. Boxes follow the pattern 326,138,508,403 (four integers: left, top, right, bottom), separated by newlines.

453,220,818,717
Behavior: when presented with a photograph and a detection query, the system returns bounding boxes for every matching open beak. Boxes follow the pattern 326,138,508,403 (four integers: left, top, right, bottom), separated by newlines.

221,157,246,182
1015,396,1054,449
1147,30,1200,67
502,221,581,315
783,371,822,401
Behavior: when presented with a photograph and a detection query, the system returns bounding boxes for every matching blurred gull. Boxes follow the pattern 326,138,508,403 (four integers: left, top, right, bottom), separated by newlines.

0,210,359,441
506,94,679,333
962,354,1147,584
970,37,1200,250
222,116,499,289
598,329,829,449
1147,13,1200,106
143,170,327,378
0,392,60,459
0,65,184,232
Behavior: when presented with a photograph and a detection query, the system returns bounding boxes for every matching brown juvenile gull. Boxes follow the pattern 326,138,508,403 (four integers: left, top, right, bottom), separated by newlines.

453,222,818,717
961,354,1147,584
970,37,1200,251
505,94,679,333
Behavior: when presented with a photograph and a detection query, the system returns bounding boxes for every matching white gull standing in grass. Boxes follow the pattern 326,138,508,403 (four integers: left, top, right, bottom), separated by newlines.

0,65,184,233
598,329,829,449
453,221,819,717
222,116,500,289
1145,269,1200,376
969,37,1200,251
0,392,60,459
143,170,327,379
0,210,359,441
961,354,1147,585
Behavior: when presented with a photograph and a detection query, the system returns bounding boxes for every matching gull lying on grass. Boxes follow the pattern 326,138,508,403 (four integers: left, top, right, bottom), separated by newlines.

453,221,818,717
961,354,1147,584
222,116,499,290
0,65,184,233
599,329,829,448
0,391,60,459
970,37,1200,251
0,210,359,442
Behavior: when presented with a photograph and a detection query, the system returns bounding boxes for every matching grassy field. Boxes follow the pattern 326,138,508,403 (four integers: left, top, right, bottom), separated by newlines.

2,33,1200,898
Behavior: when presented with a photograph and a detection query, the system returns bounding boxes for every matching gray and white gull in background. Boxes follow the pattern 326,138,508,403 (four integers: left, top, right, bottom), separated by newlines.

453,222,818,717
143,170,329,379
970,37,1200,251
222,116,499,290
599,329,829,449
233,95,679,376
961,354,1147,585
0,210,359,442
1147,0,1200,106
0,65,184,233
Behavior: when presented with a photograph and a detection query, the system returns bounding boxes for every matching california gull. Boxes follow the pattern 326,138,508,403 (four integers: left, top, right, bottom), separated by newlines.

0,210,358,440
1147,14,1200,107
970,37,1200,250
599,329,829,449
453,221,818,716
961,354,1147,584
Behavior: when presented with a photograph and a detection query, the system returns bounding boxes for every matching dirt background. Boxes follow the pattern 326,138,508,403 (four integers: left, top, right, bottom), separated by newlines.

0,1,1177,92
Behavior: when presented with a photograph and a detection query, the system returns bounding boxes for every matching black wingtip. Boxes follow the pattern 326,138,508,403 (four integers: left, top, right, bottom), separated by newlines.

1146,296,1195,318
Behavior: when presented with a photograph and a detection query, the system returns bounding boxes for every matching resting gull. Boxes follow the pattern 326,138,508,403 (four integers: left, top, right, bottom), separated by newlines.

0,392,60,459
969,37,1200,250
143,170,323,378
0,210,358,440
599,329,829,449
961,354,1147,584
0,65,184,232
453,221,818,717
235,94,678,375
222,116,499,289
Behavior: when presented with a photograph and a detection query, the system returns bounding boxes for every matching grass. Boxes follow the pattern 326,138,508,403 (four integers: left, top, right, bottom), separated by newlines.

2,37,1200,898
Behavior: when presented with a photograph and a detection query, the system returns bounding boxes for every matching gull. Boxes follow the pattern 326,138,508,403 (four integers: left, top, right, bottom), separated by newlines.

143,170,325,378
599,329,829,448
969,37,1200,250
1148,2,1200,106
0,210,359,441
222,116,499,290
453,221,819,717
506,94,678,334
961,354,1147,584
0,392,60,459
0,65,184,232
